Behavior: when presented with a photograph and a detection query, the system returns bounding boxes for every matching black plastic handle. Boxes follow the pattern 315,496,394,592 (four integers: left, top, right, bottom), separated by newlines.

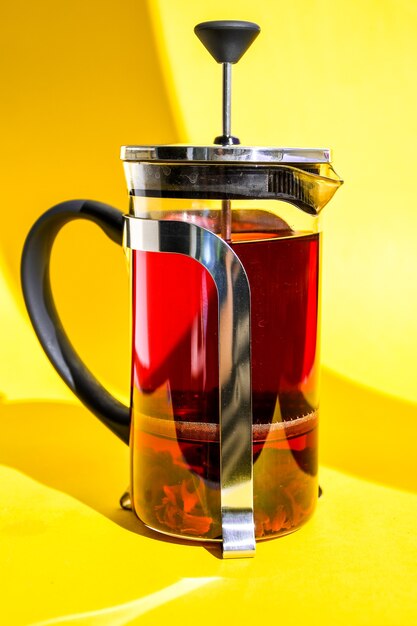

21,199,131,444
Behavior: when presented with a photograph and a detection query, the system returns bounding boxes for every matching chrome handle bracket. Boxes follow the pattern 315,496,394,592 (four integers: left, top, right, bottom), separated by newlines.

124,216,255,558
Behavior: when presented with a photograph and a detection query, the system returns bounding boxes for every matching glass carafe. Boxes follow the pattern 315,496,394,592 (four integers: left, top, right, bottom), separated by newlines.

122,146,342,547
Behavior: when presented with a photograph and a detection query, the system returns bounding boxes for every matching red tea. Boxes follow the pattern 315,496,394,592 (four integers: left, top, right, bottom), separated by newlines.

130,231,320,539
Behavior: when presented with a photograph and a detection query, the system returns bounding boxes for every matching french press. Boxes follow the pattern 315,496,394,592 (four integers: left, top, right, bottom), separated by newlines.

21,21,342,558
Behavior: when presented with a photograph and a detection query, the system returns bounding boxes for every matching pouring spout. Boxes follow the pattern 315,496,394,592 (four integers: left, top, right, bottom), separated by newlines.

269,162,343,215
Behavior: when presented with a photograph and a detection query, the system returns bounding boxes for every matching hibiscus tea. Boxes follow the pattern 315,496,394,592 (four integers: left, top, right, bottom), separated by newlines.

130,230,320,540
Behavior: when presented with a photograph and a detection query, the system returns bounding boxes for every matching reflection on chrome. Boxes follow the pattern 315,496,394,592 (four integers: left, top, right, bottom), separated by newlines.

125,216,255,558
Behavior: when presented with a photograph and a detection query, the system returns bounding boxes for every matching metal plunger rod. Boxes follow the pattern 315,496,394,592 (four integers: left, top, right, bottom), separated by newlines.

223,62,232,138
194,20,261,239
221,199,232,241
194,20,260,145
222,62,232,240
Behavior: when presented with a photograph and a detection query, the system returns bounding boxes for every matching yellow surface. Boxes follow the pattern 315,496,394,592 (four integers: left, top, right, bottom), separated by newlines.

1,391,417,624
1,0,417,624
1,452,417,626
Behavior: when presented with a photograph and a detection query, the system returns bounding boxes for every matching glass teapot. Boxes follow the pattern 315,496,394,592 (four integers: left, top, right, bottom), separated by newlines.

21,21,342,558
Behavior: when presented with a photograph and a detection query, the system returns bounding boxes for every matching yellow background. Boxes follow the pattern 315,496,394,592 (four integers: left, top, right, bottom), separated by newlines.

1,0,417,624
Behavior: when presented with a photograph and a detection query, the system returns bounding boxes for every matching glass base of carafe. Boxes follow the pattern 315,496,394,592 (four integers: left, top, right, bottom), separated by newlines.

120,499,318,544
128,410,318,542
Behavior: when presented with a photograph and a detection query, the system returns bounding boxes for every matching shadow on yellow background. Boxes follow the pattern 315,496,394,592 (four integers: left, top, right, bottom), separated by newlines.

0,395,223,556
0,367,415,539
320,369,417,493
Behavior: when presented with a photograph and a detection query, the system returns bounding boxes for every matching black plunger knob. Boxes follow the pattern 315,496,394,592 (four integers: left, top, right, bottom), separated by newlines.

194,20,260,64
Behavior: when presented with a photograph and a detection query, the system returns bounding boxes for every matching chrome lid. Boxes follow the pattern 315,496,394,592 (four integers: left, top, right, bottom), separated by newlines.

120,145,331,164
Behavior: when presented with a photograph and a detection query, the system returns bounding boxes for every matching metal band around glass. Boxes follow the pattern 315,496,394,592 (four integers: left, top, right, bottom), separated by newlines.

124,216,255,558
